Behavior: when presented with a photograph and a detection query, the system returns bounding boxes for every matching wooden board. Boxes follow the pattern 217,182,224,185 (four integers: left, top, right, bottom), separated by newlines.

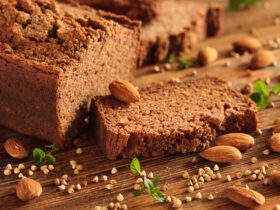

1,1,280,209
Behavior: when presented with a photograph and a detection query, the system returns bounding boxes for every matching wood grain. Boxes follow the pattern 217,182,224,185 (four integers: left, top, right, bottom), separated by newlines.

1,1,280,209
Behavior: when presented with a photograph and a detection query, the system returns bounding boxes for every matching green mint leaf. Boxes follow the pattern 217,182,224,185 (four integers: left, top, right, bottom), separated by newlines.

272,84,280,95
152,176,161,187
130,157,141,175
250,92,269,110
133,187,145,196
229,0,257,11
151,189,166,202
253,80,269,97
32,148,46,166
167,52,176,64
144,177,155,194
179,58,192,69
46,154,56,164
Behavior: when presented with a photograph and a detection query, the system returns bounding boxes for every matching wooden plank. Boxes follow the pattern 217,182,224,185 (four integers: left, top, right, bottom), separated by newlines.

1,1,280,209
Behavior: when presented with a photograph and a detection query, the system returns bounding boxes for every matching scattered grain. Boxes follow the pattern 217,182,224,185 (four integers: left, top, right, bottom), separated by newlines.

251,157,258,164
208,193,215,201
116,193,124,202
76,147,83,155
182,171,189,179
185,196,192,203
105,184,113,190
4,169,11,176
111,168,117,175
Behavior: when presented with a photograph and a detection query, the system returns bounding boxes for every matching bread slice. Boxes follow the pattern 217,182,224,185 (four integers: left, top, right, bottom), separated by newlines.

0,0,140,146
91,77,257,160
73,0,223,66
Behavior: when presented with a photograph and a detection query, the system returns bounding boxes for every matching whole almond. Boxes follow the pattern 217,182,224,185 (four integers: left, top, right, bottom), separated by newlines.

225,186,265,207
198,47,218,65
233,37,262,54
214,133,255,151
16,178,42,201
199,146,242,163
109,79,140,103
273,118,280,133
269,170,280,185
4,138,29,159
250,50,275,69
269,133,280,152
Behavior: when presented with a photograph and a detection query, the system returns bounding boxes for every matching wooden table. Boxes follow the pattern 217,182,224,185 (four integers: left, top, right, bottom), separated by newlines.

1,1,280,209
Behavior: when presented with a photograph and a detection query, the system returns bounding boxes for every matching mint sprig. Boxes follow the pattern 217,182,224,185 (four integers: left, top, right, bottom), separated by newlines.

32,144,58,166
250,80,269,110
250,80,280,110
179,58,193,69
229,0,257,11
130,157,166,202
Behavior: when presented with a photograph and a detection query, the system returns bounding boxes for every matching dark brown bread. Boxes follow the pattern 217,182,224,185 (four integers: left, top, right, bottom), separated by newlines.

0,0,140,147
91,77,257,160
74,0,158,23
73,0,223,66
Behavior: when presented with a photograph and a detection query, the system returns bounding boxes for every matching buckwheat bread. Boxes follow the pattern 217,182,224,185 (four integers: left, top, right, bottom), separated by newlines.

73,0,223,65
0,0,140,146
91,77,257,160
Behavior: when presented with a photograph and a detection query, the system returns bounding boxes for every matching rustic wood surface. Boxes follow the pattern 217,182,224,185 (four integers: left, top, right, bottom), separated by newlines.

1,1,280,209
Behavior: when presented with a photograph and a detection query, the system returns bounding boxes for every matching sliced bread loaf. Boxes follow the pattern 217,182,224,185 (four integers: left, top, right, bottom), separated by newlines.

91,77,257,160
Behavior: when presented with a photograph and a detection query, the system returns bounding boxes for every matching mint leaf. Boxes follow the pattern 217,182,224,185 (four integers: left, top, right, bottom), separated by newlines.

32,148,45,166
144,177,154,194
151,189,166,202
46,154,56,164
253,80,269,97
272,84,280,95
167,52,176,64
250,80,270,110
179,58,192,69
130,157,141,175
229,0,257,11
250,92,269,110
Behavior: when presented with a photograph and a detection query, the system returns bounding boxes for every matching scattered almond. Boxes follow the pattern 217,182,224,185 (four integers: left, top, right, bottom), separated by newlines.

269,170,280,185
198,47,218,65
16,178,42,201
109,79,140,103
225,186,265,207
233,37,262,54
269,133,280,152
199,146,242,163
250,50,275,69
4,138,29,159
214,133,255,151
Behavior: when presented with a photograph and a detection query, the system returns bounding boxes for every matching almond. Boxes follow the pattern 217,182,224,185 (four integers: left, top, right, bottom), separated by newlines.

273,118,280,133
225,186,265,207
268,133,280,152
4,138,29,159
214,133,255,151
199,146,242,163
233,37,262,54
269,170,280,185
109,79,140,103
250,50,275,69
198,47,218,65
16,177,42,201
